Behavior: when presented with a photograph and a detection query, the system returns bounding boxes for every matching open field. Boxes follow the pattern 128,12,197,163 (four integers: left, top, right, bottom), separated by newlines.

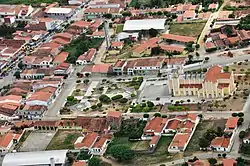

169,22,206,38
185,119,226,156
46,130,82,150
20,131,56,152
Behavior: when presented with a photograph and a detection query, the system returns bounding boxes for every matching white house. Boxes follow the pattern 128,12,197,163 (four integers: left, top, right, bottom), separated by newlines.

45,7,75,20
90,136,111,155
76,48,96,65
210,137,231,152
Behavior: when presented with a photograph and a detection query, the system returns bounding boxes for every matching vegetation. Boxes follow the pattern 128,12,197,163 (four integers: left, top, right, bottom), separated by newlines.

115,24,124,34
111,95,123,101
109,145,135,161
66,96,78,106
99,94,111,103
126,77,143,90
131,0,185,8
208,158,217,166
77,150,92,160
167,105,190,111
169,22,206,38
65,34,103,64
131,101,155,113
238,14,250,31
88,157,101,166
0,0,62,5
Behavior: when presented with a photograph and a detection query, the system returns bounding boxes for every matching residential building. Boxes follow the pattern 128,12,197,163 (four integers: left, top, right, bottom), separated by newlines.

0,4,33,19
142,117,168,138
149,135,160,149
53,51,69,66
183,10,196,20
82,64,112,76
168,133,190,152
45,7,75,20
76,48,96,65
17,105,47,120
84,8,122,19
22,56,53,68
106,111,122,128
52,32,73,45
66,20,92,35
90,135,112,155
113,60,127,75
25,18,59,31
169,65,236,98
224,117,239,132
74,132,99,150
223,159,237,166
162,34,196,44
0,132,22,153
109,41,124,55
53,62,72,76
210,137,231,152
208,3,219,10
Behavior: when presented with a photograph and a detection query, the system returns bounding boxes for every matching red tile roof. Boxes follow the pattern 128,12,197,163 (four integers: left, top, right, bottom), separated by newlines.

218,83,229,89
204,65,231,83
150,135,160,145
55,62,70,70
113,60,126,68
91,64,111,73
144,117,168,133
93,135,111,148
73,161,87,166
134,57,164,67
164,57,186,65
205,42,216,49
159,44,184,52
166,119,180,130
134,37,160,53
53,51,69,64
85,8,110,13
107,111,121,118
183,10,195,18
209,3,218,9
71,20,92,28
77,48,96,61
75,132,98,149
170,133,190,148
162,34,196,43
225,117,239,129
210,137,230,148
180,84,202,89
223,159,236,166
111,41,124,47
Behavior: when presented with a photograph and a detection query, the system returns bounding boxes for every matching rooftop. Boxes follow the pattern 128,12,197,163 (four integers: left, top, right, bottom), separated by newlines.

123,19,166,31
46,7,72,14
162,34,196,43
169,133,190,148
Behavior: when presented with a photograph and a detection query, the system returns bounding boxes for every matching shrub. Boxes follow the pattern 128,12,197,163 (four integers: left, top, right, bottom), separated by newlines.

131,93,136,98
143,114,149,118
238,112,244,117
91,105,97,109
76,89,80,92
232,113,238,117
76,80,81,83
154,113,161,117
97,103,102,108
162,115,167,118
120,98,128,103
99,94,111,103
112,95,123,101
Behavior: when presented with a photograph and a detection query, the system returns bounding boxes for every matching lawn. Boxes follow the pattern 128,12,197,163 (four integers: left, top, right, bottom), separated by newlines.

131,141,150,151
115,24,124,33
72,90,85,96
169,22,206,38
185,120,226,156
46,130,82,150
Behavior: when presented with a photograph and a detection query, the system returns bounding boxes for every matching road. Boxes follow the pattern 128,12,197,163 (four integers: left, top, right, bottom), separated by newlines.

197,0,230,54
184,47,250,71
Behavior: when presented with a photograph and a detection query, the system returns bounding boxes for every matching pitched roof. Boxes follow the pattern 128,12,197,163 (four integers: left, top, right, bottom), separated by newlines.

134,37,160,53
91,64,111,73
169,133,190,148
72,161,87,166
71,20,92,28
77,48,96,61
93,135,112,148
162,34,196,43
204,65,231,83
75,132,98,149
210,137,230,148
223,159,236,166
159,44,184,52
183,10,195,18
0,133,14,148
144,117,168,133
107,111,121,118
166,119,180,130
0,95,22,103
53,51,69,64
111,41,124,47
150,135,160,145
225,117,239,129
113,60,126,68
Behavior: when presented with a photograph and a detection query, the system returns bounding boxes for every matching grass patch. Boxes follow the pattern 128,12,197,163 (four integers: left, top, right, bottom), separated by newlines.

185,120,226,156
131,141,150,151
115,24,124,33
46,130,82,150
72,90,84,96
169,22,206,38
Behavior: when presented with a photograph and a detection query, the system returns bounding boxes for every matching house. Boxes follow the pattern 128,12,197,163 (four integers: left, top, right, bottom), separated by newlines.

22,56,53,68
0,132,22,153
133,37,161,56
76,48,96,65
53,51,69,66
208,3,219,10
25,17,58,31
183,10,196,21
106,111,122,128
90,135,112,155
45,7,75,20
32,80,63,91
159,44,185,53
149,135,160,149
168,133,190,152
82,64,112,76
33,120,60,130
66,20,92,35
143,117,168,138
0,4,33,18
52,32,73,45
91,31,105,38
164,119,181,134
110,41,124,50
169,65,236,98
26,87,57,107
74,132,98,150
84,8,122,19
20,69,46,79
113,60,127,75
117,32,139,42
225,117,239,132
39,42,62,56
162,34,196,44
160,57,186,75
72,161,87,166
53,62,72,76
17,105,47,120
210,137,231,152
223,159,237,166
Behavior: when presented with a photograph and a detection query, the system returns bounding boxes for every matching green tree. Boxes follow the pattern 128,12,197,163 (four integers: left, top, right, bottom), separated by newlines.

14,71,21,79
88,157,101,166
83,79,90,84
99,94,111,103
199,138,210,148
109,145,135,161
147,101,154,107
149,28,158,37
195,44,200,49
208,158,217,166
97,103,102,108
143,113,149,118
154,113,161,117
120,98,128,103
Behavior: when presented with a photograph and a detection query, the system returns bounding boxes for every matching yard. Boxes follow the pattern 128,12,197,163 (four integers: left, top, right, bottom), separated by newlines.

46,130,82,150
115,24,124,33
185,119,226,156
169,22,206,38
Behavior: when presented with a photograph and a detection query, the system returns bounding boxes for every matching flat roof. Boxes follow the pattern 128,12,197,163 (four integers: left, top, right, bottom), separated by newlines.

123,19,166,31
2,150,68,166
46,7,72,14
